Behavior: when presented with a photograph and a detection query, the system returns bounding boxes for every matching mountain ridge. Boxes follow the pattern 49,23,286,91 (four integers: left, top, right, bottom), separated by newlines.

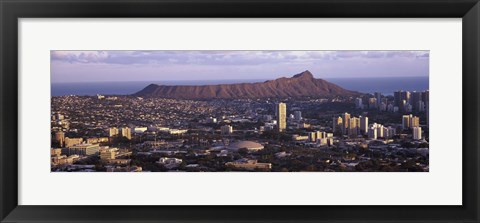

133,70,359,99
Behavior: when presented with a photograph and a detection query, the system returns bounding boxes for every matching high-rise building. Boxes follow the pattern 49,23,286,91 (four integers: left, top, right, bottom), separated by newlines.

402,114,419,129
55,131,65,147
382,126,389,138
386,126,396,139
308,132,317,142
349,117,360,137
394,91,403,107
368,127,377,139
368,123,385,139
109,127,119,137
423,90,430,125
413,127,422,140
402,114,412,129
359,116,368,135
221,125,233,135
401,100,407,112
368,98,377,109
417,101,425,112
401,91,411,104
411,91,422,111
121,127,132,140
333,116,343,133
374,92,382,106
422,90,429,106
276,103,287,132
341,113,351,135
294,111,302,121
405,104,413,113
317,131,326,139
395,90,412,111
426,101,429,125
410,116,420,128
355,98,363,109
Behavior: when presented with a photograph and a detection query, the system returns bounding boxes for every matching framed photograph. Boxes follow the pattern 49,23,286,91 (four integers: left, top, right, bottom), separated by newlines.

1,0,479,222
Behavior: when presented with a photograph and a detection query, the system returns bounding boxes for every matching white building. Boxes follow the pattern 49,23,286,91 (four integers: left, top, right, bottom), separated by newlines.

221,125,233,135
120,127,131,139
109,127,119,137
413,127,422,140
276,102,287,132
134,127,148,133
316,131,326,139
228,141,264,151
368,123,385,139
169,129,188,135
157,157,183,169
157,157,182,165
308,132,317,142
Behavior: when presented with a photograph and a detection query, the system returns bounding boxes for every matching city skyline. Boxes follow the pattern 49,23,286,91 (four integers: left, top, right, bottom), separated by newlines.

51,88,430,172
51,50,429,83
50,51,429,172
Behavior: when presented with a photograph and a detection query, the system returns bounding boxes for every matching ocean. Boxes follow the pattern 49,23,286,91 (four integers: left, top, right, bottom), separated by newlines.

51,76,428,97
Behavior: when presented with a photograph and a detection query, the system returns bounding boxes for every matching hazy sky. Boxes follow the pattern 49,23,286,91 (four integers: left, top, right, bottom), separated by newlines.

51,50,429,83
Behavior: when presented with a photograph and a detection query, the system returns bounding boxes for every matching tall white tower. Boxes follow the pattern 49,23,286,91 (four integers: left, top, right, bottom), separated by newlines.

277,102,287,132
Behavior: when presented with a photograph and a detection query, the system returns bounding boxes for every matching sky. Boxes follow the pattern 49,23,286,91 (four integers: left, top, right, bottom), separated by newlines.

51,50,429,83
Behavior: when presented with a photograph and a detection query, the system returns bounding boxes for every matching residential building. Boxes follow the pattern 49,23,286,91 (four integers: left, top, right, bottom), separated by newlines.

333,116,343,133
221,125,233,135
276,102,287,132
64,137,83,148
121,127,131,140
342,113,351,135
68,143,100,156
413,127,422,140
359,116,368,135
55,131,65,147
109,127,119,137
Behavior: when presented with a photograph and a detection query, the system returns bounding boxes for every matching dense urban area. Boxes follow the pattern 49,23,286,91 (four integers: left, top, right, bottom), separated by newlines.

51,88,429,172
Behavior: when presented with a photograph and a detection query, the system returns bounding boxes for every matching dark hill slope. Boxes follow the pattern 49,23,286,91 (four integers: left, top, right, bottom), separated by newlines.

133,70,359,99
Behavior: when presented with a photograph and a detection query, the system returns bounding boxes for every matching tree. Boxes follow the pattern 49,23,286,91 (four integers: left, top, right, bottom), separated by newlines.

237,148,249,156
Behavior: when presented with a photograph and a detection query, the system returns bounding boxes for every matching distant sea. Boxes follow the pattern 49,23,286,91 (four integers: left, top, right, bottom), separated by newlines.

51,76,428,97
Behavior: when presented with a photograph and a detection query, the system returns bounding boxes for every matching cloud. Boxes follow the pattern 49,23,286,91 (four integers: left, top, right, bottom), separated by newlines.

51,51,110,63
51,50,429,67
51,50,430,82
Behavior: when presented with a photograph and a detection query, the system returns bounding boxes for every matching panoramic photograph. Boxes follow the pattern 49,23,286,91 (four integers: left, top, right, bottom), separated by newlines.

50,50,429,172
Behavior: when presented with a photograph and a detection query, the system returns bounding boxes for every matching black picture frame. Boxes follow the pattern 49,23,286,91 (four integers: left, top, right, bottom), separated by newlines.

1,0,479,222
